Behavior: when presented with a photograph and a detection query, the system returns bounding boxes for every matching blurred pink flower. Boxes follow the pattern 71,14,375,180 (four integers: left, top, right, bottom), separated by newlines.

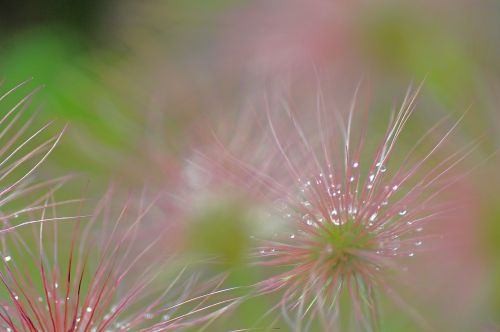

222,0,357,74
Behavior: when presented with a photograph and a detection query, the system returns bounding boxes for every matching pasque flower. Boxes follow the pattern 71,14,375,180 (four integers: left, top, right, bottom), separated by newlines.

0,189,241,332
200,83,476,331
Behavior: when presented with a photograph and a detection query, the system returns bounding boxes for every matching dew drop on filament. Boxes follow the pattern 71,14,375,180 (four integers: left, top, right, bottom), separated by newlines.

376,163,387,172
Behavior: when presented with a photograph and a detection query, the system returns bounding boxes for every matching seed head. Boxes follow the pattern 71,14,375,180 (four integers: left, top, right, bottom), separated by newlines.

0,190,240,331
203,83,474,330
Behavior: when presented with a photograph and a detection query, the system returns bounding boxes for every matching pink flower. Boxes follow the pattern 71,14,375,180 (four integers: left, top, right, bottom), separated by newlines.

201,83,476,330
0,190,240,331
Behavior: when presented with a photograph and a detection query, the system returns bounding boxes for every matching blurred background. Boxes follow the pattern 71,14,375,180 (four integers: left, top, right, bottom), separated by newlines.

0,0,498,330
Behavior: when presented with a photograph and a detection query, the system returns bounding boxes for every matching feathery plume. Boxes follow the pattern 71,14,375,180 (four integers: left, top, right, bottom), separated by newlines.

198,83,476,331
0,188,241,331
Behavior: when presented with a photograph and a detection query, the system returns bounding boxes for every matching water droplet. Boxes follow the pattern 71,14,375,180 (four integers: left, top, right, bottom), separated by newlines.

14,296,19,301
290,234,295,239
330,209,338,216
369,213,378,222
367,184,373,189
86,307,92,313
415,241,423,246
399,210,407,216
162,314,171,320
349,176,355,183
353,162,359,168
4,256,11,262
55,283,59,288
392,185,399,191
306,219,313,226
416,227,423,232
13,214,18,218
369,174,375,182
348,207,357,216
144,313,154,319
408,252,415,257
